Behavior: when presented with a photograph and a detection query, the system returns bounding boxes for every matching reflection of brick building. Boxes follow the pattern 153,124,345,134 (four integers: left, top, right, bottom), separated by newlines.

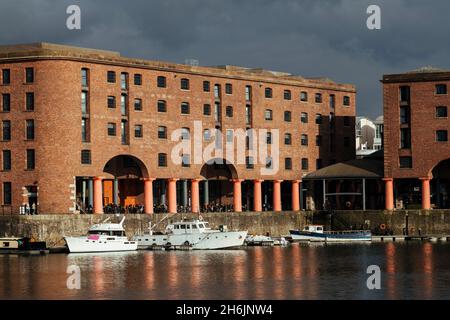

0,43,355,214
382,68,450,210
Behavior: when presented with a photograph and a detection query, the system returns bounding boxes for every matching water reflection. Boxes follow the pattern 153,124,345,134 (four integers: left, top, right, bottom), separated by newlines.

422,243,433,299
1,243,449,300
385,242,396,299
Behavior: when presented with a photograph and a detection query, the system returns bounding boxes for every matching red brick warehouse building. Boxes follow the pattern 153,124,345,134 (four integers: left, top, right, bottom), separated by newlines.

382,68,450,210
0,43,356,214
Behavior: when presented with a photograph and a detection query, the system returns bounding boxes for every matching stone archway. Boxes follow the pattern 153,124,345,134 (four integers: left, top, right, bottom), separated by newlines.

431,158,450,208
200,158,238,209
103,155,149,212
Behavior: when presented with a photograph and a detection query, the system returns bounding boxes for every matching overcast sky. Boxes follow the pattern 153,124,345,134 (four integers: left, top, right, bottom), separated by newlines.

1,0,449,118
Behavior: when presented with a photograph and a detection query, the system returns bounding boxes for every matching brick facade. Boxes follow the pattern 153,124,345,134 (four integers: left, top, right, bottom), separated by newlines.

382,69,450,209
0,43,356,213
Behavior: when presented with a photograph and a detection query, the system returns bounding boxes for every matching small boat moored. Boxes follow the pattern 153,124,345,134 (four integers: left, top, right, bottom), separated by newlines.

0,237,48,255
290,225,372,243
64,217,137,253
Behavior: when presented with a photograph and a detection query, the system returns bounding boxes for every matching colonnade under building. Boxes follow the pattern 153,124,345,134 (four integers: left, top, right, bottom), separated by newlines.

77,177,303,214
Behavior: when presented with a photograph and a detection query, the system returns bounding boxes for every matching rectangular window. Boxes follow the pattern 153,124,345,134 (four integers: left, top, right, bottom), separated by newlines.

3,182,11,205
134,98,142,111
181,78,190,90
81,91,88,114
265,109,273,120
265,157,273,169
203,104,211,116
225,83,232,95
246,129,253,150
26,92,34,111
182,154,190,167
203,129,211,141
181,102,190,114
25,67,34,83
436,84,447,95
343,96,350,106
107,71,116,83
181,127,190,140
284,90,292,100
245,105,251,125
81,118,89,142
2,150,11,171
301,158,309,170
315,113,322,124
400,128,411,149
121,73,128,90
158,153,167,167
400,86,410,102
301,134,308,146
81,150,91,165
265,87,273,98
2,120,11,141
284,133,292,145
158,100,167,113
225,106,233,117
436,106,448,118
2,94,10,112
121,120,128,145
400,106,410,124
266,132,272,145
246,156,254,169
2,69,10,85
134,74,142,86
285,158,292,170
300,91,308,102
203,81,210,92
226,129,233,143
315,93,322,103
284,111,291,122
214,102,221,122
158,126,167,139
107,123,116,136
157,76,167,88
245,86,252,101
134,125,143,138
121,94,127,116
329,94,335,108
399,156,412,169
26,120,34,140
214,84,220,98
81,68,88,87
108,96,116,108
26,149,35,170
436,130,448,142
301,112,308,123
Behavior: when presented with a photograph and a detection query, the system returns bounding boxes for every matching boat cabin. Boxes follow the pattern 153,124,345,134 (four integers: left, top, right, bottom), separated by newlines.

166,220,211,234
303,225,324,233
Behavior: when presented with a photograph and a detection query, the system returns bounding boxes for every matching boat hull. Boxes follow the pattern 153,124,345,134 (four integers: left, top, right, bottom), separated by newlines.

289,230,326,242
64,237,137,253
289,230,372,242
134,231,248,250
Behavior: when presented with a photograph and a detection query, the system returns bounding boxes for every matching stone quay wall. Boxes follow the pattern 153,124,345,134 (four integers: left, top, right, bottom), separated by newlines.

1,210,450,247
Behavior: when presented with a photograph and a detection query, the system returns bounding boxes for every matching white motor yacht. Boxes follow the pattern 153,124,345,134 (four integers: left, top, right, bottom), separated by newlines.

64,217,137,253
132,219,247,250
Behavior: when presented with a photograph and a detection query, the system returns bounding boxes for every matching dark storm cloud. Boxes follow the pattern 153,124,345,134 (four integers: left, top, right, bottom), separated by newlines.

2,0,450,118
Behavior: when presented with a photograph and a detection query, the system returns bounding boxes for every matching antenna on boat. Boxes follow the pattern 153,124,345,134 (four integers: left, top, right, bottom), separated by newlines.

102,217,111,224
119,216,126,226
